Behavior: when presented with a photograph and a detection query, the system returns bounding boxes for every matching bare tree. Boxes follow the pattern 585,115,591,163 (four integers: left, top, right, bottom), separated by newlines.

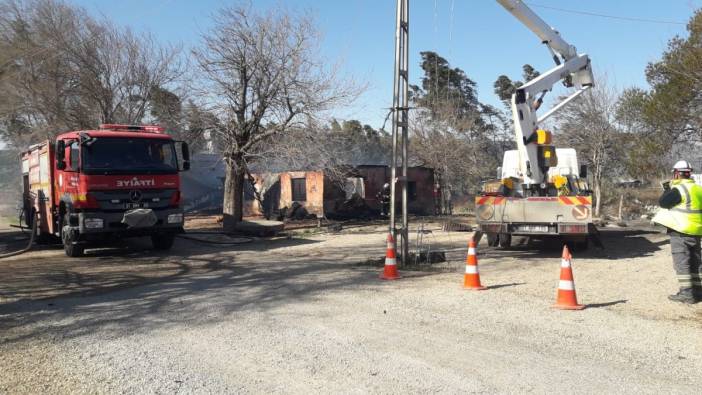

408,51,511,209
192,4,357,229
554,79,624,217
0,0,79,146
65,26,182,125
410,104,504,203
0,0,182,148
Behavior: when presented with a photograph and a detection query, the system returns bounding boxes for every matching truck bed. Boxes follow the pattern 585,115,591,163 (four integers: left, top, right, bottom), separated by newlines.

475,195,592,236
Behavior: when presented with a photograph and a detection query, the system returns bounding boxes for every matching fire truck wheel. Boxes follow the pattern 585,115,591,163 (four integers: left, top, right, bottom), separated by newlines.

151,234,175,250
486,233,499,247
61,214,84,257
62,231,84,257
498,233,512,248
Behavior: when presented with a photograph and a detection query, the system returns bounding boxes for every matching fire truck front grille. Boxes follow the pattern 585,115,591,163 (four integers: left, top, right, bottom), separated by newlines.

91,189,177,211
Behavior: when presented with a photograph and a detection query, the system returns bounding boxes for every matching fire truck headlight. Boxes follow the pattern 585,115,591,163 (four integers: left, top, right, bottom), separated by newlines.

167,213,183,224
84,218,104,229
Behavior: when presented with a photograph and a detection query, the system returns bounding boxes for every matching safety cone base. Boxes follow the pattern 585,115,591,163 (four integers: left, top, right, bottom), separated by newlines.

552,303,585,310
380,272,401,280
464,284,486,291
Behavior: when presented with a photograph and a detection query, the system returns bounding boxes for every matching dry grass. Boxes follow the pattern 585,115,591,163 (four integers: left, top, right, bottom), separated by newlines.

600,187,662,219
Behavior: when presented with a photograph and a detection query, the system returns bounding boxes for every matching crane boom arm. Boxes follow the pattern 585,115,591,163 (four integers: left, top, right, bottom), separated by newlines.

496,0,595,190
496,0,576,61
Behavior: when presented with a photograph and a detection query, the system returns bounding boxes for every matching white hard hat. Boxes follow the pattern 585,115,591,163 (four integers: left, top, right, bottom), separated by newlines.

673,160,693,172
383,183,390,188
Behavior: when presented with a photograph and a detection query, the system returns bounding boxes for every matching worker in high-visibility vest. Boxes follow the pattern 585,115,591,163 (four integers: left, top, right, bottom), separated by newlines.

652,160,702,304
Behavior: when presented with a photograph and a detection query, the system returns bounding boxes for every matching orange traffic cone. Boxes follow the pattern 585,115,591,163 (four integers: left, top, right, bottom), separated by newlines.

463,239,486,290
553,245,585,310
380,233,400,280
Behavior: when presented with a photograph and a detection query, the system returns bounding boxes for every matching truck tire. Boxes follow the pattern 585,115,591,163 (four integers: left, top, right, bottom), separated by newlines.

486,233,499,247
62,226,84,257
498,233,512,248
151,234,175,250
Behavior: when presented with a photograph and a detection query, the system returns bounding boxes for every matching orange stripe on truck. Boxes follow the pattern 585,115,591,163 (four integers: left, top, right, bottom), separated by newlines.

558,196,592,205
475,196,507,205
577,196,591,205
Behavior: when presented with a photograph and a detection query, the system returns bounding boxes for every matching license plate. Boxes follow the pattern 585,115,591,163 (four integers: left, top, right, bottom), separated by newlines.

125,202,149,209
517,225,549,233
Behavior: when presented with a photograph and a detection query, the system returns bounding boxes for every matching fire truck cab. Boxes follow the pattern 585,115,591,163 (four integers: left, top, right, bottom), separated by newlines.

21,124,190,257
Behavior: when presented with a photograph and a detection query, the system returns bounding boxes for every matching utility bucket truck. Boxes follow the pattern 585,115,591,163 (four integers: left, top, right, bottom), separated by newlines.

476,0,596,249
21,124,190,257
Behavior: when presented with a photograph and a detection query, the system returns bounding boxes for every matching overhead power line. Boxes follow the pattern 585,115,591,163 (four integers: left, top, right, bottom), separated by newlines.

525,2,687,26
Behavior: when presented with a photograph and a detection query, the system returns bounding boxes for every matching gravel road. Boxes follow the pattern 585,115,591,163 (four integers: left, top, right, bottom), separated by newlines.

1,222,700,393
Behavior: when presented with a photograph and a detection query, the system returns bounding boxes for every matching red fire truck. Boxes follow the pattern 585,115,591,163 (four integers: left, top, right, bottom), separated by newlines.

21,124,190,257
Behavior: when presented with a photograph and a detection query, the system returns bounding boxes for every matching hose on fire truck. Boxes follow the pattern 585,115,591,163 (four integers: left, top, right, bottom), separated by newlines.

0,211,38,259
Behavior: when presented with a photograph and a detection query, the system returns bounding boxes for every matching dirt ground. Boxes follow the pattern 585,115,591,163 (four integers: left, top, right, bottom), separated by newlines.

1,217,701,393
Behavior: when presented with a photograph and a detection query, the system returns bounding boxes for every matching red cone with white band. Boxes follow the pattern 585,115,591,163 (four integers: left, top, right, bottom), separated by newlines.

380,233,400,280
553,245,585,310
463,238,486,290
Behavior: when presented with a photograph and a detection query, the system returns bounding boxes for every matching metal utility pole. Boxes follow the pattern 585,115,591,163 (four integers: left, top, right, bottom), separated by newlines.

390,0,409,265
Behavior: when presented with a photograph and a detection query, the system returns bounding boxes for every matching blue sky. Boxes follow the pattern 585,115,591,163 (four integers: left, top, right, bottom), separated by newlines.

72,0,702,129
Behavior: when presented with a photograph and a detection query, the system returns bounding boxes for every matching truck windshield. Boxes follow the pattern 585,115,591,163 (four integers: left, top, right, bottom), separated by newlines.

82,137,178,174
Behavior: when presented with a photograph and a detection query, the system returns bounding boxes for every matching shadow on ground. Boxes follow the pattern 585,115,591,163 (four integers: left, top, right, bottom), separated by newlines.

0,224,670,346
0,233,391,346
0,231,326,301
472,227,668,262
586,300,628,309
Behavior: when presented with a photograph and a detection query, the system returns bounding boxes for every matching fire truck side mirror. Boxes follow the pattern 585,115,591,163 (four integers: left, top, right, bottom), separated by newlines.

55,140,67,170
180,142,190,171
579,164,588,179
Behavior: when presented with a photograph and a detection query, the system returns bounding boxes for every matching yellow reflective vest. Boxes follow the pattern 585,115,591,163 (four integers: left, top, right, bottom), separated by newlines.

652,179,702,236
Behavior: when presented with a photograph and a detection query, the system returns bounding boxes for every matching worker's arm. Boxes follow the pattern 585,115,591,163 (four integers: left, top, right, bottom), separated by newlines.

659,188,682,209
